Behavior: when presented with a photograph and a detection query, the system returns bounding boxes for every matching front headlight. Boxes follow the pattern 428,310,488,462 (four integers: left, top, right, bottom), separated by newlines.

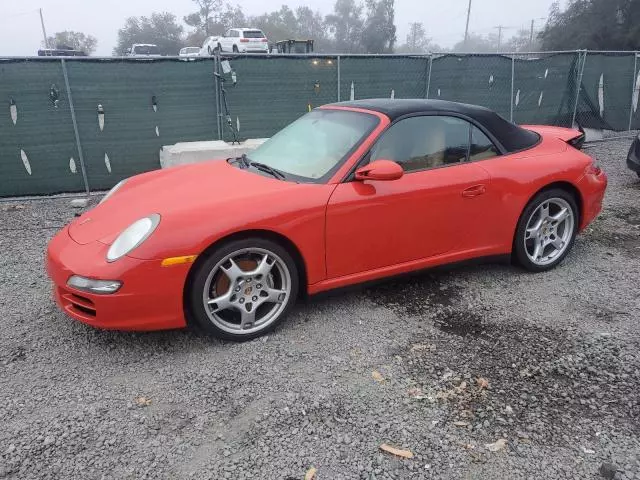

106,214,161,262
100,179,128,204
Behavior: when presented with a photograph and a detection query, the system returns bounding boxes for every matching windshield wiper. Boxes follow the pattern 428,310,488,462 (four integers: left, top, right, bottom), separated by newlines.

249,161,286,180
236,153,251,168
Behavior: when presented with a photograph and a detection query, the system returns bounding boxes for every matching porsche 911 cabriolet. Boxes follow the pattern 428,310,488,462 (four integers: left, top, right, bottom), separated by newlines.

46,99,607,340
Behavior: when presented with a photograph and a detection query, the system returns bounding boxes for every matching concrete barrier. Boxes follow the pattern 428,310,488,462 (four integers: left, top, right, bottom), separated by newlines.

159,138,268,168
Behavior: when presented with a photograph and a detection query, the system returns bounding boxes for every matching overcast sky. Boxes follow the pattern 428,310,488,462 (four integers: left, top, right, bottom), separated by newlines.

1,0,560,56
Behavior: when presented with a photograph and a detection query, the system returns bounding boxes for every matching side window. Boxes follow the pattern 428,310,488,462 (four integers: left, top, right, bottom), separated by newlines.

370,116,471,173
470,127,499,161
225,30,231,37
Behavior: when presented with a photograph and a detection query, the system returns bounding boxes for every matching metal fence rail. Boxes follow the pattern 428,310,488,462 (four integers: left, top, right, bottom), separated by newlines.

0,50,639,198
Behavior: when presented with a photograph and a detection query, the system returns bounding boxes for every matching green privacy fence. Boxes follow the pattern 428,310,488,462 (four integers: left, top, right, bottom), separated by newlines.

1,51,639,197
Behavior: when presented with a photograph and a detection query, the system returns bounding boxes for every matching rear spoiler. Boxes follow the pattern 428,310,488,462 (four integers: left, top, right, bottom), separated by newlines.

522,125,586,150
567,129,586,150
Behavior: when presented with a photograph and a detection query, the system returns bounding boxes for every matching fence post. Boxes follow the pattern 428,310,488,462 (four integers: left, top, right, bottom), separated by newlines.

510,55,515,122
629,52,638,132
61,58,90,197
213,55,222,140
337,55,341,102
426,54,433,99
572,50,587,128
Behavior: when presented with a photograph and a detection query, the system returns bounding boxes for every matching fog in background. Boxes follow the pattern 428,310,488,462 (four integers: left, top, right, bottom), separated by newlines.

1,0,557,56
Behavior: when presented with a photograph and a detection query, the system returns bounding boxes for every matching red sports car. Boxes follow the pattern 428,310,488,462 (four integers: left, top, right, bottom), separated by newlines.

46,99,607,340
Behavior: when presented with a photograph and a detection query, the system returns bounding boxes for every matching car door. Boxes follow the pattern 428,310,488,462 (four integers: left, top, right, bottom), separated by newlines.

325,115,493,279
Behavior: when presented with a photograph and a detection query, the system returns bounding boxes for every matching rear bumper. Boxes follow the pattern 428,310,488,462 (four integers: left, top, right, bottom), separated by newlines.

46,226,189,331
239,46,269,53
577,169,608,231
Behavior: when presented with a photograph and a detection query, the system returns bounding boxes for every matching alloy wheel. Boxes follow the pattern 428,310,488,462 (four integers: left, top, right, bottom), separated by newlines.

524,197,575,266
202,247,292,335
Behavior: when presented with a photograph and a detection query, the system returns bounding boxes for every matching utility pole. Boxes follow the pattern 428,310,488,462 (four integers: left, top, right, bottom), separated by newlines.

528,17,546,51
529,19,535,51
464,0,472,48
495,25,505,52
39,8,50,49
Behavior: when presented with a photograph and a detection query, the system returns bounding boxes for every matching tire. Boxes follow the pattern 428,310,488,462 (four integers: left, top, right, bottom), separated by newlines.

215,43,221,53
188,237,299,341
232,45,239,53
513,188,579,272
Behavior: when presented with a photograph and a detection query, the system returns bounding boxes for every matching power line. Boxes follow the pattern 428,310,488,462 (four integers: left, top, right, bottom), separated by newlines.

0,8,38,23
493,25,514,52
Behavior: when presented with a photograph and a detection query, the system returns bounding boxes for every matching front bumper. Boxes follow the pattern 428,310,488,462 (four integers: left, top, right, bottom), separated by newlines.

46,226,189,331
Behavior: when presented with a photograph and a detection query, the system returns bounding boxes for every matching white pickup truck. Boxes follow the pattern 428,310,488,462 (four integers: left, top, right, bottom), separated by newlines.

213,28,269,54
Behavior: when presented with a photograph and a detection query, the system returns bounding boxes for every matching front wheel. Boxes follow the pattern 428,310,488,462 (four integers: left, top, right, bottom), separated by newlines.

188,238,299,341
514,189,579,272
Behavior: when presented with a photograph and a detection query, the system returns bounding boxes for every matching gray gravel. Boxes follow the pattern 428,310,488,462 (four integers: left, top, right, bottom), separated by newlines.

1,138,639,479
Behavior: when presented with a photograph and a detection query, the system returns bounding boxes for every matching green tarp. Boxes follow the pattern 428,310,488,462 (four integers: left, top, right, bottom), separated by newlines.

1,52,638,197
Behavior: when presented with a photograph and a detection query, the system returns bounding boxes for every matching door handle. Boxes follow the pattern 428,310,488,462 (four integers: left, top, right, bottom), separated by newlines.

462,184,486,198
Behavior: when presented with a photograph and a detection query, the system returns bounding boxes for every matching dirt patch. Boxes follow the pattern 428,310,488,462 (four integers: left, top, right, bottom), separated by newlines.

400,316,640,445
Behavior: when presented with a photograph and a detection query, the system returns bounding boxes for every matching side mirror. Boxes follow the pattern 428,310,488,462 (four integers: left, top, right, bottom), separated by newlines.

355,159,404,181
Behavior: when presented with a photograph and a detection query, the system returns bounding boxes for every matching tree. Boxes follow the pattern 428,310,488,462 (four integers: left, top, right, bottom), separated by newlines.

295,6,330,49
184,0,246,45
114,12,184,55
184,0,219,37
247,6,330,48
452,32,500,53
503,28,541,53
45,31,97,54
398,22,430,53
325,0,365,53
361,0,397,53
249,6,299,43
540,0,640,50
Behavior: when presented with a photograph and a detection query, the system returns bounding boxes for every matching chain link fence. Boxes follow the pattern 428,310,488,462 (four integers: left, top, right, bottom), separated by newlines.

1,50,639,197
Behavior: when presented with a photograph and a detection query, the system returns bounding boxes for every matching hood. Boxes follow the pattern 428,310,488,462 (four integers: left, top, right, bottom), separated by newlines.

68,160,305,245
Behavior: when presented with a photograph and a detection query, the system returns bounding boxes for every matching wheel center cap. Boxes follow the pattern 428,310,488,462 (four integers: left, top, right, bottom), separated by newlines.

244,286,253,295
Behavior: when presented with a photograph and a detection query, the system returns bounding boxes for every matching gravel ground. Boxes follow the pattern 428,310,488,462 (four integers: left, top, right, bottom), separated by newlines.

1,139,639,480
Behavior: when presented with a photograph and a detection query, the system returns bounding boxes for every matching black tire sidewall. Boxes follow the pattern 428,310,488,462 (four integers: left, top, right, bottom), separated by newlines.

188,238,299,341
514,189,579,272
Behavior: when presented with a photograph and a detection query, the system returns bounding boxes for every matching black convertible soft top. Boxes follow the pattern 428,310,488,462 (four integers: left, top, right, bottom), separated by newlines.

331,99,540,153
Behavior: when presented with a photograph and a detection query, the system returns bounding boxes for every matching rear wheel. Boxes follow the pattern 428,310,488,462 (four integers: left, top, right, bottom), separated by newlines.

514,189,578,272
188,238,299,341
232,45,239,53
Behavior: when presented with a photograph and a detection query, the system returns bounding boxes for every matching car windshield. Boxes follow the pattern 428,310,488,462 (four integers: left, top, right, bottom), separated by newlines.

247,109,378,182
134,45,160,55
243,30,265,38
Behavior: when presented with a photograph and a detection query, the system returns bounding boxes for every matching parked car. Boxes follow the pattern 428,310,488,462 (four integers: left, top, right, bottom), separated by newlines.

627,133,640,177
200,36,221,55
46,99,607,341
127,44,161,57
215,28,269,53
179,46,201,58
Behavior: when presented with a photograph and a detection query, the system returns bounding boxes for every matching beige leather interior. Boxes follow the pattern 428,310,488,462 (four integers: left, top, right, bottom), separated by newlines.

404,126,447,170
